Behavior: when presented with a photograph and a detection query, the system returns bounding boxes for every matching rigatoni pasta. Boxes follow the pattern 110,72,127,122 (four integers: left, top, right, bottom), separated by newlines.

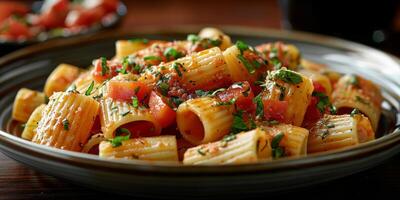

99,135,178,161
44,63,80,97
13,28,382,165
12,88,46,122
32,92,99,151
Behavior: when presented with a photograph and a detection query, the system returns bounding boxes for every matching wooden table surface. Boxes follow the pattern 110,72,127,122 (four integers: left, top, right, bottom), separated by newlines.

1,0,400,199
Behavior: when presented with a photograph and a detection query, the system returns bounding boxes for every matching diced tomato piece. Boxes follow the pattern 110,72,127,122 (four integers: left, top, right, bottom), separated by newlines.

0,2,29,23
217,81,255,112
120,121,159,138
263,99,288,122
38,0,69,28
87,144,99,155
91,58,121,82
0,18,31,39
302,96,322,128
149,91,176,128
65,7,105,27
313,82,326,93
106,80,151,102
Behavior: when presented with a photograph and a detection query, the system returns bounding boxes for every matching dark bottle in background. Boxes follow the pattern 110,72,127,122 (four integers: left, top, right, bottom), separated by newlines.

279,0,399,54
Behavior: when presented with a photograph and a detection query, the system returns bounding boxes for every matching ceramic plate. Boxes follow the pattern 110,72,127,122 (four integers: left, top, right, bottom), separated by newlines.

0,26,399,199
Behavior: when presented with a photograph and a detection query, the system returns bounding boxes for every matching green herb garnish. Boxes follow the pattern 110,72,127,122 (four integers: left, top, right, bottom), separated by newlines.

85,81,94,96
271,132,285,158
132,96,139,108
236,40,249,53
253,94,264,118
110,128,131,147
272,69,303,84
62,119,69,131
66,84,77,93
144,56,162,61
120,110,131,117
231,111,250,134
101,57,108,76
164,47,184,60
350,108,360,116
172,62,185,77
237,54,256,74
129,38,149,44
187,34,200,43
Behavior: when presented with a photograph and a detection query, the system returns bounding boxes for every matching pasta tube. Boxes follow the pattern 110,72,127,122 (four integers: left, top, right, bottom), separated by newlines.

176,97,234,145
198,27,232,50
99,98,161,139
115,39,153,59
256,42,300,70
21,104,45,140
223,44,270,83
262,69,314,126
44,63,80,97
298,69,332,95
139,47,231,91
32,92,100,151
99,135,179,161
82,133,105,154
259,123,309,157
12,88,46,122
307,114,375,154
183,128,271,165
331,75,382,131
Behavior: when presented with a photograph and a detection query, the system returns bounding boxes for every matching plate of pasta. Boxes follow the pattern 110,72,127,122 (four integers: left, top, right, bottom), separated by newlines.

0,26,399,198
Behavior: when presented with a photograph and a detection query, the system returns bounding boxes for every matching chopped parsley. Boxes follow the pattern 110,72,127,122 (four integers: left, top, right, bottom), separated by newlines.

271,132,285,158
170,96,184,107
209,39,222,46
329,105,337,114
66,84,77,93
134,86,141,94
85,81,94,96
197,148,207,156
231,111,250,134
215,98,236,106
100,57,108,76
129,38,149,44
158,82,169,96
110,128,131,147
355,96,369,105
172,62,185,77
253,94,264,118
164,47,184,60
326,123,335,128
62,119,69,131
272,69,303,84
350,108,360,116
144,55,162,61
236,40,249,53
187,34,200,43
118,56,130,74
195,90,213,97
313,92,330,113
120,110,131,117
237,54,256,74
132,96,139,108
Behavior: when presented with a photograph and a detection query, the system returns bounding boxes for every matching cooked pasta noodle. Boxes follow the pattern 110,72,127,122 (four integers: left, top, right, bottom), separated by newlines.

176,97,234,145
44,63,80,97
307,114,374,153
12,88,46,122
183,128,271,165
99,135,178,161
32,92,99,151
21,104,45,140
331,75,382,131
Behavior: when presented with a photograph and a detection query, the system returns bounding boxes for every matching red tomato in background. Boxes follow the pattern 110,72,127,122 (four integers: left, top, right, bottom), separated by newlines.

0,18,31,40
38,0,69,29
149,91,176,128
263,99,288,122
0,2,29,23
106,81,151,102
217,81,255,112
65,7,105,27
120,121,160,138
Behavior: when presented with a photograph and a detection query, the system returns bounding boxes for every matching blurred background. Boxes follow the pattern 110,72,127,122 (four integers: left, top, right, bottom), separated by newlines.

0,0,399,55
